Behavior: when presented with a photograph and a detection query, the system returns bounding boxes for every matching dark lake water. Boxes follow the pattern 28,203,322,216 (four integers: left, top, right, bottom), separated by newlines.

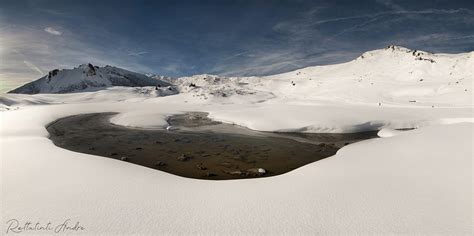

47,112,378,180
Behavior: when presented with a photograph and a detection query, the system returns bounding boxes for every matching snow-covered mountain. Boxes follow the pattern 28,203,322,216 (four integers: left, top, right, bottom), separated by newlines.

8,64,171,94
165,45,472,107
255,45,473,106
5,46,473,107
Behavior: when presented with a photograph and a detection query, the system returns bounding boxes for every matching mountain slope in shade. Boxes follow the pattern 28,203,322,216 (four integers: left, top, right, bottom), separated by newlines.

8,63,171,94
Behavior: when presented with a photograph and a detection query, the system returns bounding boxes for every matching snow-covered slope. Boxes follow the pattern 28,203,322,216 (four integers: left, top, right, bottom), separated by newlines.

0,86,179,111
256,45,473,106
8,64,171,94
161,46,472,107
1,103,472,234
168,74,276,104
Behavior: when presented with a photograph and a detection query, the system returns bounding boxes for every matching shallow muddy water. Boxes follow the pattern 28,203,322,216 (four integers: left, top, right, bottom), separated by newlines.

47,112,378,180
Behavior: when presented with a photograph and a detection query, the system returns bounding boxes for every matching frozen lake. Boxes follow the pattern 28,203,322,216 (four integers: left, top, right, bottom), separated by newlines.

47,112,378,180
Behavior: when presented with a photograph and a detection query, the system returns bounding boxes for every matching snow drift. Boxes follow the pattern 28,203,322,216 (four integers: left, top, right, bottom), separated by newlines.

1,103,472,234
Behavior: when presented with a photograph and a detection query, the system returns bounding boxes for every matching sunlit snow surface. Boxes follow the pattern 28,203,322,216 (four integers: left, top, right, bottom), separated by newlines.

1,46,473,234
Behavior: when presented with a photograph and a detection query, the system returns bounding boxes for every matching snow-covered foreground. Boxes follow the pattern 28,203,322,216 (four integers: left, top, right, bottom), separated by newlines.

1,101,472,234
1,46,473,234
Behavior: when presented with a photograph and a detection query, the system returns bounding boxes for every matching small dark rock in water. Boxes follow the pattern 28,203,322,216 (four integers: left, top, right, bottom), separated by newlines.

344,142,350,146
196,163,207,170
177,154,191,161
89,147,95,150
135,147,143,150
246,168,266,176
120,156,129,161
174,138,181,142
155,161,167,167
110,152,118,156
204,172,217,177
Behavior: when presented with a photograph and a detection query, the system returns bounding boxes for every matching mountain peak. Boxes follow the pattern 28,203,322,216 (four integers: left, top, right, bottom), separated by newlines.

76,63,98,70
385,45,412,52
9,64,171,94
356,45,434,61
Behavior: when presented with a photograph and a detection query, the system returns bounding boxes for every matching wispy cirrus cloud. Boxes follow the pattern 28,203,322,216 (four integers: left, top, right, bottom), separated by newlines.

128,51,148,57
325,8,474,41
376,0,406,11
44,27,62,35
23,60,44,75
212,3,474,76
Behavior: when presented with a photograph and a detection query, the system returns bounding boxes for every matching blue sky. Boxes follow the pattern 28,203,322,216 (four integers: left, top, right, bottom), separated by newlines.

1,0,473,91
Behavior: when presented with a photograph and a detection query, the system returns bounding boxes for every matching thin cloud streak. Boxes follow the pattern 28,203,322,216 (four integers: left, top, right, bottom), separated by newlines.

326,8,474,41
128,51,149,56
44,27,62,35
23,61,44,75
214,5,473,76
